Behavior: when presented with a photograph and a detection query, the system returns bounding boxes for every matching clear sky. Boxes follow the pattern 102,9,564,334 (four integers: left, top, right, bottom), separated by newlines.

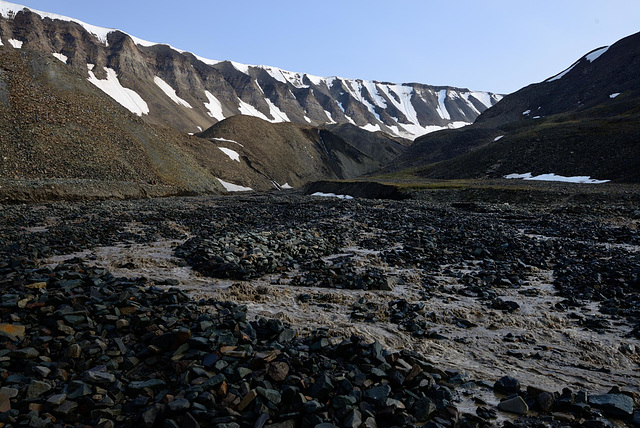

10,0,640,94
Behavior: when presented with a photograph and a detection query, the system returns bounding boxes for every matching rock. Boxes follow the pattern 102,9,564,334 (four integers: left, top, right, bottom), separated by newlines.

364,384,391,402
0,393,10,413
588,394,634,417
83,369,116,385
0,323,26,340
55,400,78,416
66,344,82,358
27,381,52,399
167,398,191,412
47,394,67,406
256,387,282,405
343,408,362,428
0,387,19,398
498,396,529,415
10,347,39,359
538,392,555,413
237,390,257,412
494,376,520,395
413,397,436,421
142,404,164,428
267,362,290,382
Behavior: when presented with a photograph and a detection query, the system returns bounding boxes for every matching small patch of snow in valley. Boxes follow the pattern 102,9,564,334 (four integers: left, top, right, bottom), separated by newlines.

280,183,293,189
87,65,149,116
522,110,531,115
217,179,253,192
218,147,241,162
504,173,610,184
8,38,22,48
362,124,381,132
204,91,226,121
494,135,505,142
154,76,192,108
311,192,353,200
610,93,621,99
52,53,68,63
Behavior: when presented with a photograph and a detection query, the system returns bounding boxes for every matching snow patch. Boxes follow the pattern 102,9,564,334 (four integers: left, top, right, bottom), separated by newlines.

230,61,250,74
87,65,149,116
547,61,578,82
154,76,192,108
504,173,610,184
218,147,241,162
609,93,621,99
265,98,290,122
311,192,354,200
211,137,244,147
586,46,609,63
8,39,22,48
280,183,293,189
362,124,381,133
522,110,531,116
217,179,253,192
52,53,68,63
204,91,225,121
238,99,270,121
494,135,504,142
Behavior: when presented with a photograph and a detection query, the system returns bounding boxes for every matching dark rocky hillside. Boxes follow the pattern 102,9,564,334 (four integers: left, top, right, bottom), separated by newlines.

194,116,403,189
384,31,640,182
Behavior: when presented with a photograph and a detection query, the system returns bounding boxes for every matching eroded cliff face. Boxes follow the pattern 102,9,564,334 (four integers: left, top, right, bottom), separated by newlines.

0,5,502,139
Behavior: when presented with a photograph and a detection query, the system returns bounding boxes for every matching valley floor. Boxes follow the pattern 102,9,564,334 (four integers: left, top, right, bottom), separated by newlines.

1,184,639,426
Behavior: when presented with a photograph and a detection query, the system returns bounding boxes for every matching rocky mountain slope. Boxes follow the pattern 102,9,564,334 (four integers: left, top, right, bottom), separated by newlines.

194,117,411,190
0,1,502,140
384,31,640,182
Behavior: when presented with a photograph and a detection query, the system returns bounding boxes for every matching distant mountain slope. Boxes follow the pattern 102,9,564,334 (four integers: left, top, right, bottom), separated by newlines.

0,46,395,194
193,116,405,189
384,31,640,182
0,1,502,139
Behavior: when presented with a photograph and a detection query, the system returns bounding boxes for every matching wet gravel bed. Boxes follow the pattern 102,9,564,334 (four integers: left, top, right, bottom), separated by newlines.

1,191,639,426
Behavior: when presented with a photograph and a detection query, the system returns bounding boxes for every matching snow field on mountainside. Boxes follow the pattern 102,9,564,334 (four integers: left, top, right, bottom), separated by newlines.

217,179,253,192
154,76,192,108
218,147,241,162
204,91,226,121
87,65,149,116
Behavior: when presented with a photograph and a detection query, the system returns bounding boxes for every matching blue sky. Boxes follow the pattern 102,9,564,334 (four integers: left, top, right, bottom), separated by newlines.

11,0,640,94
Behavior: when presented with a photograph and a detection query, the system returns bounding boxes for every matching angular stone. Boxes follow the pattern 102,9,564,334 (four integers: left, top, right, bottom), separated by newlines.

256,387,281,405
588,394,634,417
33,366,52,378
66,344,82,358
168,398,191,412
47,393,67,406
27,381,52,399
55,400,78,416
498,396,529,415
237,390,257,412
538,392,555,413
0,387,19,398
10,347,39,359
0,324,26,340
267,362,290,382
0,393,10,413
364,384,391,401
83,369,116,385
494,376,520,395
413,397,436,421
343,408,362,428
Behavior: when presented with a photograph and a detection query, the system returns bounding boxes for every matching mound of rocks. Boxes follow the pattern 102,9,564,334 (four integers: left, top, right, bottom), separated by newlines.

175,230,341,280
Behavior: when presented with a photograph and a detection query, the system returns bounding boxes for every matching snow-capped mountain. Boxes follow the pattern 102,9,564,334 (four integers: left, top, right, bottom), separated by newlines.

0,1,502,139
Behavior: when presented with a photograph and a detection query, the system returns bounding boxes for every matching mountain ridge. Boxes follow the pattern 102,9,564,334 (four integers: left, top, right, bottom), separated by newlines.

382,31,640,182
0,0,502,139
